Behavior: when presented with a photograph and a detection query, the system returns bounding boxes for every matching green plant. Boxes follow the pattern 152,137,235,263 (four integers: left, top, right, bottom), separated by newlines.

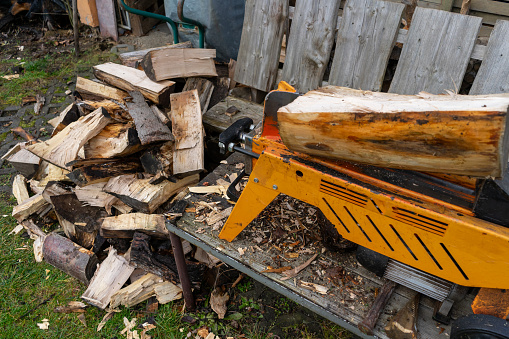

236,278,253,293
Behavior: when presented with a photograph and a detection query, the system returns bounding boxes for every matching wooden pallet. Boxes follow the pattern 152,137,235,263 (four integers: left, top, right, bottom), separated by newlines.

125,0,164,36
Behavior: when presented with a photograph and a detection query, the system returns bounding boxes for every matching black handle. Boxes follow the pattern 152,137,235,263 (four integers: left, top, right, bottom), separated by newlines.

218,118,253,154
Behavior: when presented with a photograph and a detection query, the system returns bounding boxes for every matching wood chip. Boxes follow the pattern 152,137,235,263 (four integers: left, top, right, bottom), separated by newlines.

281,253,318,281
9,224,24,235
261,266,292,273
206,207,233,226
225,105,240,117
238,247,246,256
37,318,50,330
33,236,44,262
97,311,115,331
300,281,328,295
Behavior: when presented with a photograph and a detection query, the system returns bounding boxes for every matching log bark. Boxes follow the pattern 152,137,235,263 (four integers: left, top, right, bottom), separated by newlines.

26,107,112,170
81,247,134,309
43,233,99,284
278,86,509,177
182,77,214,114
140,141,173,177
67,157,142,186
142,48,217,82
126,90,174,145
93,62,175,106
103,173,199,213
171,90,204,175
101,213,169,238
84,122,143,159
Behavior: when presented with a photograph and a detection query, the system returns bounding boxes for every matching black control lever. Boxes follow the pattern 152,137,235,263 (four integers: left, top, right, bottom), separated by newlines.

218,117,254,155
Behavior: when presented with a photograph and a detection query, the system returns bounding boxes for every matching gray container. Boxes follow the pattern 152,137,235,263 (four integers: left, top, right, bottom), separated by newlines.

164,0,245,62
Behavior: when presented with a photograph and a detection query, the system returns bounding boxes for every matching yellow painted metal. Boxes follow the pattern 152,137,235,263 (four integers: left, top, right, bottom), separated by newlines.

219,147,509,289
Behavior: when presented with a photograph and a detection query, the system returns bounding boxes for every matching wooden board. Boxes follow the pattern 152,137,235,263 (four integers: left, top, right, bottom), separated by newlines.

96,0,118,41
277,86,509,177
125,0,164,36
93,63,175,106
119,42,193,67
202,96,263,133
328,0,404,92
26,107,112,170
281,0,340,93
469,20,509,95
142,48,217,82
76,77,129,102
170,90,204,175
234,0,289,92
126,90,173,145
389,8,482,95
104,173,199,213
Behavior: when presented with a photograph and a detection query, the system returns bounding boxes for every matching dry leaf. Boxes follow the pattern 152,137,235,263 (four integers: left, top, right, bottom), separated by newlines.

78,313,87,326
37,319,50,330
261,266,292,273
97,311,115,331
281,253,318,281
210,288,229,319
197,326,209,338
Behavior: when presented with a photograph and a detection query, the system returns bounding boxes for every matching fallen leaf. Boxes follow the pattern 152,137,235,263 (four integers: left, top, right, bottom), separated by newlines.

78,313,87,326
281,253,318,281
197,326,209,338
97,311,115,331
261,266,292,273
210,287,229,319
37,319,49,329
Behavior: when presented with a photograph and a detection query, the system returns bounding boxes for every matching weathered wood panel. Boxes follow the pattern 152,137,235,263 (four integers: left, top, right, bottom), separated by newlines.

234,0,288,92
469,20,509,95
329,0,404,92
281,0,340,93
389,8,481,95
277,86,509,177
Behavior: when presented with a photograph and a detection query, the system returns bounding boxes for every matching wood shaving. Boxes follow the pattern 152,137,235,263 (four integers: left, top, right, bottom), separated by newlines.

300,281,328,295
37,319,50,330
281,253,318,281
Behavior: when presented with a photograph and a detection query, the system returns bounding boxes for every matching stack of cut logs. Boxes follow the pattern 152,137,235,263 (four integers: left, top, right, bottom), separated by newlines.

2,44,225,310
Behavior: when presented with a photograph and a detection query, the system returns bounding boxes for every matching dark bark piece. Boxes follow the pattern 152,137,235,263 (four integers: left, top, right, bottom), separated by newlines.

51,103,80,136
43,233,99,284
209,77,231,109
67,158,143,186
182,77,214,114
130,232,204,283
140,141,173,176
358,280,397,335
126,90,174,145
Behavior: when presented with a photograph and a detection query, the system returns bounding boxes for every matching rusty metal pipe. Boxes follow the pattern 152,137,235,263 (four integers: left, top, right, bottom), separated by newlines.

169,232,196,311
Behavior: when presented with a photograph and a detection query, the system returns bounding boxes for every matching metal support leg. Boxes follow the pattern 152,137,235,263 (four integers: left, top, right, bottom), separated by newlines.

169,232,196,311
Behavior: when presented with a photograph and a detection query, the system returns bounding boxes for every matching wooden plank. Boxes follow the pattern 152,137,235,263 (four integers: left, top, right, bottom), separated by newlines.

171,90,204,175
77,0,99,27
389,8,482,95
142,48,217,82
119,41,193,68
26,107,112,170
281,0,340,93
277,86,509,177
81,248,134,309
126,90,174,145
234,0,289,92
76,77,129,102
329,0,404,92
182,78,214,114
93,63,175,106
202,96,263,133
452,0,509,16
96,0,118,41
470,20,509,95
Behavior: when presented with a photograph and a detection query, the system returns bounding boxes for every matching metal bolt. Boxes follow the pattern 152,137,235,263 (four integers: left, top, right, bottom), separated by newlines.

253,178,259,183
272,184,278,190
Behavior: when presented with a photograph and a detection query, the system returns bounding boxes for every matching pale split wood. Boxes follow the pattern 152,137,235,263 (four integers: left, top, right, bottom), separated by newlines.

109,273,163,308
151,105,169,125
50,103,79,137
281,0,341,93
182,78,214,114
154,281,183,304
277,86,509,177
12,193,49,222
101,213,169,238
329,0,404,92
36,162,70,187
119,41,193,67
171,90,204,175
234,0,289,92
126,90,174,145
103,173,199,213
470,20,509,95
26,107,112,170
12,174,29,204
389,7,482,95
76,77,129,102
84,122,143,159
142,48,217,81
82,247,135,309
93,62,175,106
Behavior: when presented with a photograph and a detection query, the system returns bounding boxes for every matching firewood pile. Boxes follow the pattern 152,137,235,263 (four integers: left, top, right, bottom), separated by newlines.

2,45,230,314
